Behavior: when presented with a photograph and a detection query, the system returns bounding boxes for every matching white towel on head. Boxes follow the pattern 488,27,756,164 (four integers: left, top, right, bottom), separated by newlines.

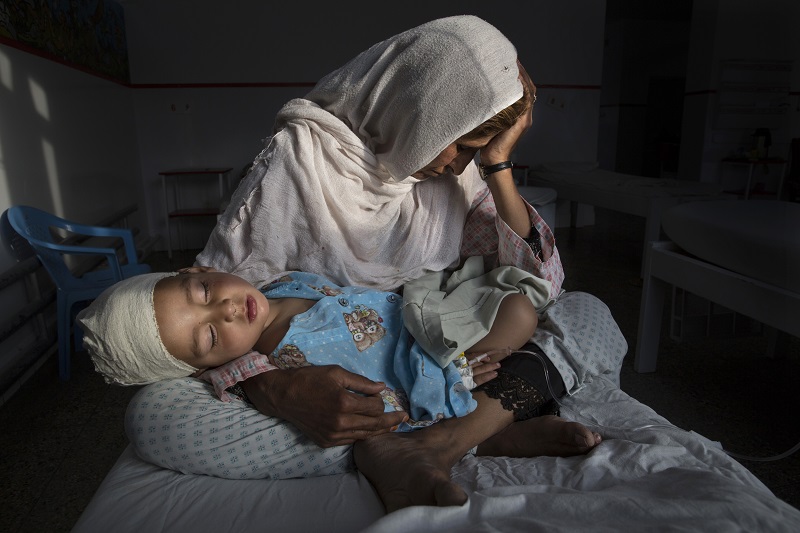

197,15,522,290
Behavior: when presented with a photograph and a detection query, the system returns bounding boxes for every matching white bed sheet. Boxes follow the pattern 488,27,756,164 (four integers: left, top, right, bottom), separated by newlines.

74,376,800,533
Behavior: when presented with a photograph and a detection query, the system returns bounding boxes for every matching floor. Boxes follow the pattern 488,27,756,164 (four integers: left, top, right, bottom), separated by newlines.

0,208,797,532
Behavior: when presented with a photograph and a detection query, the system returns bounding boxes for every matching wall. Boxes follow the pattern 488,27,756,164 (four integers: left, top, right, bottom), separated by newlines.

0,43,144,384
119,0,607,247
599,18,691,176
679,0,800,188
0,0,607,388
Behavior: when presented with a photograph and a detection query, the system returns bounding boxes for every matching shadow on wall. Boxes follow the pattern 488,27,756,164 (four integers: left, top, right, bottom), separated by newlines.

0,46,63,225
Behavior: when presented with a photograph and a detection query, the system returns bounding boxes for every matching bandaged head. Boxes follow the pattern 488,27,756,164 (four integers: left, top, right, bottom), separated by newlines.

76,272,198,385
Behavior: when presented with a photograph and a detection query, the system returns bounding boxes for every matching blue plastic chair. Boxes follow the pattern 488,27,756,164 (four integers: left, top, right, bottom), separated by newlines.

3,205,152,380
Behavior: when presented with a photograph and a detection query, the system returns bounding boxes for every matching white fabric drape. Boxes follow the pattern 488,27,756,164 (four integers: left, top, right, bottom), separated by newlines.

196,15,522,290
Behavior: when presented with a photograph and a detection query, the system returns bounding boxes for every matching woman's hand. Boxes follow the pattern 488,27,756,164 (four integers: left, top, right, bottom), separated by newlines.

242,365,408,448
478,60,537,239
479,61,535,166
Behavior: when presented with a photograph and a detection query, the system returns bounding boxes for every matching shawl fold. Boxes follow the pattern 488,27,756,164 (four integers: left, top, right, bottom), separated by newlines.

197,16,522,290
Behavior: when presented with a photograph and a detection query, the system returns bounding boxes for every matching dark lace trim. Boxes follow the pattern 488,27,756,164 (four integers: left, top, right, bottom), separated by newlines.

226,383,252,404
476,371,559,421
524,226,543,259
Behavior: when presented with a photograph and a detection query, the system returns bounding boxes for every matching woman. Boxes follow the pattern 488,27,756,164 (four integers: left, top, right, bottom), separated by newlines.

127,15,625,512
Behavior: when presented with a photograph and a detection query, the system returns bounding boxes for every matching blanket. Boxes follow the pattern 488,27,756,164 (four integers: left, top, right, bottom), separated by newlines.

73,376,800,532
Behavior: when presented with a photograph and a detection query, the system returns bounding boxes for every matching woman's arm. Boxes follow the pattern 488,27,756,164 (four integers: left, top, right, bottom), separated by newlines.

478,61,537,238
241,365,408,448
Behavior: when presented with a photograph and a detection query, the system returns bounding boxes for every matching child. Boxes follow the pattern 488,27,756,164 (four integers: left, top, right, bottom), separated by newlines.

77,263,547,431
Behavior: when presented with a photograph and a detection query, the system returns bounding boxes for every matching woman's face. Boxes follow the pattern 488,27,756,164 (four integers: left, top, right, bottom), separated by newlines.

412,134,495,180
153,268,271,370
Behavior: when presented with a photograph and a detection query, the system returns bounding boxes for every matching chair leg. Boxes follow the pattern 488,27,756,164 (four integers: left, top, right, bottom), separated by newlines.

57,295,70,381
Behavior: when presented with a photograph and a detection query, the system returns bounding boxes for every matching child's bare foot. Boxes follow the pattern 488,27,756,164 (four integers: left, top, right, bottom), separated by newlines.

352,415,600,513
353,430,468,513
476,415,601,457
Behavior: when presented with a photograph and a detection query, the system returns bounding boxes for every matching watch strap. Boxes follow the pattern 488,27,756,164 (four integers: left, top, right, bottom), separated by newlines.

479,161,513,180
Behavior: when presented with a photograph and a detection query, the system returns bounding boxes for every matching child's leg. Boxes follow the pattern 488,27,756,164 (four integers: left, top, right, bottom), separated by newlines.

466,293,538,359
353,386,600,513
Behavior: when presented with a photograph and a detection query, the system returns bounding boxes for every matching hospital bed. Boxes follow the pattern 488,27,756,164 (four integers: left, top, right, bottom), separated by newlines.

526,162,733,275
71,194,800,532
73,373,800,532
635,199,800,373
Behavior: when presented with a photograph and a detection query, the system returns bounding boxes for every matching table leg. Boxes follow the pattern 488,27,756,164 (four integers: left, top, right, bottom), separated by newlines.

744,162,754,200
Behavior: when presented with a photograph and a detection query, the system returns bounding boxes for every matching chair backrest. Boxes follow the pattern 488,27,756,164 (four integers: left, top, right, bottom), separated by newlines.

0,209,37,262
4,205,132,291
5,206,87,289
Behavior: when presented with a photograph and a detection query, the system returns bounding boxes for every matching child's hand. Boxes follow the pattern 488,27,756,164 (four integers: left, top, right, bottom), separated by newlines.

468,357,501,388
467,347,513,365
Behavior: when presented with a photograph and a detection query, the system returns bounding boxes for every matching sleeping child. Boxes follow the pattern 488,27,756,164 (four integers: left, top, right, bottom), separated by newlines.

76,260,554,431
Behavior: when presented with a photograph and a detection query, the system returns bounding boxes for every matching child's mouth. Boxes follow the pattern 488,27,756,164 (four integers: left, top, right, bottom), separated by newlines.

246,295,256,322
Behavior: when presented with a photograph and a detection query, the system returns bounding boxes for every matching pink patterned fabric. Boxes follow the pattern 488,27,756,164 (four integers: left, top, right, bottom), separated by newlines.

461,188,564,298
199,350,276,402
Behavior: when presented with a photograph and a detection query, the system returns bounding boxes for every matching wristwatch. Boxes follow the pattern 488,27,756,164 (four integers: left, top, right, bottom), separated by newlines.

478,161,513,180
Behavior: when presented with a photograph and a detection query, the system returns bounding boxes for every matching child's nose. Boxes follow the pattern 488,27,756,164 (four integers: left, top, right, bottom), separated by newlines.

218,299,237,322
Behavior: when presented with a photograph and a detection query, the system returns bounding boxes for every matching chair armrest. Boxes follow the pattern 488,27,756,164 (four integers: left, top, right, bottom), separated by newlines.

58,222,140,267
29,241,125,281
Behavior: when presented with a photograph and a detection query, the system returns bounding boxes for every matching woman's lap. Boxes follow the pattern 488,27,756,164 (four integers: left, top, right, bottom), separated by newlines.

125,292,626,478
125,377,354,480
533,291,627,392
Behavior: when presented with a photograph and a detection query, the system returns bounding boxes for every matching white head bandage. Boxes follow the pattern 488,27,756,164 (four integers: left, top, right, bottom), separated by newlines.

76,272,198,385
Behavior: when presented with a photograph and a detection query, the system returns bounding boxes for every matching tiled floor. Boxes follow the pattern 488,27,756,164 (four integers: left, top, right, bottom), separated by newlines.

0,208,797,532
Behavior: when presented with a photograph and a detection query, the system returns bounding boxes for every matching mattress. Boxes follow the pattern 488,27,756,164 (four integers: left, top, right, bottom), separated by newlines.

73,375,800,533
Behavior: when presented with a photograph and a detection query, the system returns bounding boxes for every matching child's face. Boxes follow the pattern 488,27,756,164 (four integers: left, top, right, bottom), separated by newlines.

153,267,271,370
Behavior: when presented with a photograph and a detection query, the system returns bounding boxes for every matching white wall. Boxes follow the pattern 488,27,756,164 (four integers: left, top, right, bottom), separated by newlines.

0,0,608,385
0,43,143,383
0,46,144,239
119,0,607,248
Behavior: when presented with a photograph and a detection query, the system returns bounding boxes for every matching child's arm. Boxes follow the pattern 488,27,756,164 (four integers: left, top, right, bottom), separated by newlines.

466,292,538,360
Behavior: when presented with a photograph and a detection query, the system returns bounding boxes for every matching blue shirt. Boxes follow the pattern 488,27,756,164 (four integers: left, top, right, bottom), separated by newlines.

262,272,476,431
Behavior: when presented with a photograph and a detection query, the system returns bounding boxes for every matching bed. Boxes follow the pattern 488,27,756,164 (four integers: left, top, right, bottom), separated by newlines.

635,199,800,373
73,373,800,532
526,162,733,275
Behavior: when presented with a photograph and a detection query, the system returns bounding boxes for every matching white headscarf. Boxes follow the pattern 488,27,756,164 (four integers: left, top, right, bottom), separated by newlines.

76,272,198,385
196,15,522,290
